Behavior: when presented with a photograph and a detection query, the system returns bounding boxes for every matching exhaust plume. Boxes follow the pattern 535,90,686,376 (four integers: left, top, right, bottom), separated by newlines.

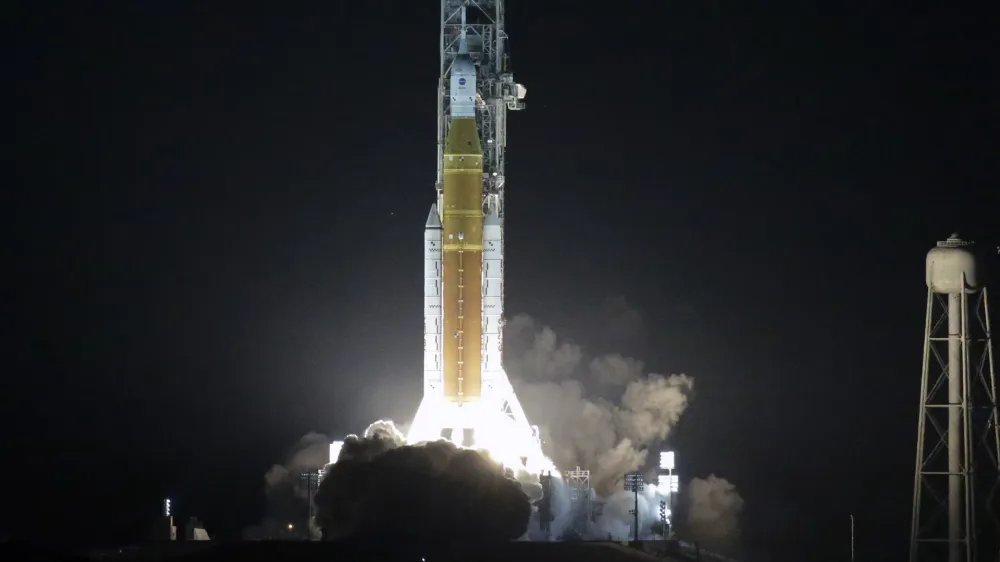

314,420,531,544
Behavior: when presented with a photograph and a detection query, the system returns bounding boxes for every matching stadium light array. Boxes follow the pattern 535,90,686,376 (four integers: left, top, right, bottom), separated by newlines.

659,450,675,470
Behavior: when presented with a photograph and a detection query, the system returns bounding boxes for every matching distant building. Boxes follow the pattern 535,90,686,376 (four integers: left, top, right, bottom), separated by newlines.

184,517,210,541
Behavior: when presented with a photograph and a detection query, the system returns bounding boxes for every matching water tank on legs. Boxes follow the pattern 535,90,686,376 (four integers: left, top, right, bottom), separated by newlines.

925,234,982,294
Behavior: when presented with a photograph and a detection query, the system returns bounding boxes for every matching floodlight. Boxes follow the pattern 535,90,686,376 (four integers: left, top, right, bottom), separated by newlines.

624,471,644,491
659,451,675,470
670,474,680,492
658,474,669,489
163,498,171,517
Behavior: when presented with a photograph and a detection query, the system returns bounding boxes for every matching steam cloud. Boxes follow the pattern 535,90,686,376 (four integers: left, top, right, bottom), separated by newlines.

257,432,331,538
685,475,745,552
314,421,531,544
505,301,743,545
504,311,694,496
264,298,743,546
264,431,332,491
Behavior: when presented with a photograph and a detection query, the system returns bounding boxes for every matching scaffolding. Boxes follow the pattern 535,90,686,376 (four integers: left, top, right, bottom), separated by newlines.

564,466,593,537
436,0,525,219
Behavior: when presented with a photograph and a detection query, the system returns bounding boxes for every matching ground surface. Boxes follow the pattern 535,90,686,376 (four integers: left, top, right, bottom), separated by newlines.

25,540,694,562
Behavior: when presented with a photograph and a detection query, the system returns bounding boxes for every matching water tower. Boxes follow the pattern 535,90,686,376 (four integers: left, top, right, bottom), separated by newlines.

910,234,1000,562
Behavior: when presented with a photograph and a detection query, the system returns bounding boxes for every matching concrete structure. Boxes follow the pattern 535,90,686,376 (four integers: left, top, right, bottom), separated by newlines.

910,234,1000,562
183,517,210,541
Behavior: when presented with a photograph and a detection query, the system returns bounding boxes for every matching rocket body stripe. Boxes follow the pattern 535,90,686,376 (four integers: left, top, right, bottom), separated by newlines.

441,117,483,403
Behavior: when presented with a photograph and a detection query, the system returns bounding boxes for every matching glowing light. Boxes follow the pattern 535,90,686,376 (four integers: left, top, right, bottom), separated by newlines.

670,474,679,492
163,498,171,517
657,474,669,489
287,523,294,530
624,471,644,491
659,451,675,470
406,384,557,477
329,440,344,464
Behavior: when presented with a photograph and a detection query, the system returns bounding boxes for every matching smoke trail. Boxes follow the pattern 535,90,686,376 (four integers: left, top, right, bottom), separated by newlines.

314,421,531,544
684,475,745,552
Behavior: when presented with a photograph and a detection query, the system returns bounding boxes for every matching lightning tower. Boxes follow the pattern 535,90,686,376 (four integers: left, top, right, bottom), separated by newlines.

910,234,1000,562
409,1,543,470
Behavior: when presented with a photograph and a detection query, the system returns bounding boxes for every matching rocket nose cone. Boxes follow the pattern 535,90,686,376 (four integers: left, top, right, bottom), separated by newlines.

425,204,442,229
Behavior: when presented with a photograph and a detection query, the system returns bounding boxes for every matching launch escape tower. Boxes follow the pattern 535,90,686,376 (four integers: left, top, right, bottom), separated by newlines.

910,235,1000,562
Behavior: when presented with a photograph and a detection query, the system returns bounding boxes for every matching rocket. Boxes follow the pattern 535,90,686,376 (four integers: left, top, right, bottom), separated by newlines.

414,11,485,443
409,7,542,465
440,27,483,404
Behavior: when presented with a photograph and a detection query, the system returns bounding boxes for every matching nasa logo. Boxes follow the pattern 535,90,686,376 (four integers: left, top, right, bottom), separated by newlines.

458,78,466,86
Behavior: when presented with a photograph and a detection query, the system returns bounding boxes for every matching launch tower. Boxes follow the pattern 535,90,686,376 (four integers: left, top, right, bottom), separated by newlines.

910,234,1000,562
409,1,542,470
564,466,593,537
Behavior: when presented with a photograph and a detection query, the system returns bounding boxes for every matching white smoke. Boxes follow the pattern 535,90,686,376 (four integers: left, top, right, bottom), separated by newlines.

250,432,332,539
504,311,743,545
264,431,332,497
685,474,745,551
594,486,665,541
362,419,407,446
506,313,694,495
590,353,645,387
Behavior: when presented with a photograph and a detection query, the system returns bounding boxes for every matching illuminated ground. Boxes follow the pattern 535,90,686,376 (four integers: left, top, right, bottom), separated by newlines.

74,540,696,562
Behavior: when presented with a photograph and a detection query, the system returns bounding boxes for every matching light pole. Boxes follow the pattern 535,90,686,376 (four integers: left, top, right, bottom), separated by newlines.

624,471,644,542
659,451,678,539
850,514,855,562
659,500,668,538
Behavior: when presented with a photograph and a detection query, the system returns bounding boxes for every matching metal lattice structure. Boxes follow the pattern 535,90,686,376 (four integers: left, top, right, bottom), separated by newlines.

564,466,592,535
539,471,554,534
911,235,1000,562
436,0,525,220
624,471,644,542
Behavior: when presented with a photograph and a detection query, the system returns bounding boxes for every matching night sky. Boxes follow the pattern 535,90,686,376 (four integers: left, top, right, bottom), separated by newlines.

9,1,998,558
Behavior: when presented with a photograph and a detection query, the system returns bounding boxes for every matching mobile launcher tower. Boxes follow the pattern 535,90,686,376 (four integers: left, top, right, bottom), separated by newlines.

407,1,545,472
910,234,1000,562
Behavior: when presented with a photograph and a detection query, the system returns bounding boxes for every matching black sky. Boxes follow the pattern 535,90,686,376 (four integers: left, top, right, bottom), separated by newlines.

8,1,998,559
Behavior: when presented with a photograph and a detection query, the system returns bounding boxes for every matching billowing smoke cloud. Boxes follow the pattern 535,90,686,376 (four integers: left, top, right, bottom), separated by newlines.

684,475,745,552
505,313,694,495
504,309,744,547
314,421,531,544
264,431,332,493
257,432,331,537
590,353,645,387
